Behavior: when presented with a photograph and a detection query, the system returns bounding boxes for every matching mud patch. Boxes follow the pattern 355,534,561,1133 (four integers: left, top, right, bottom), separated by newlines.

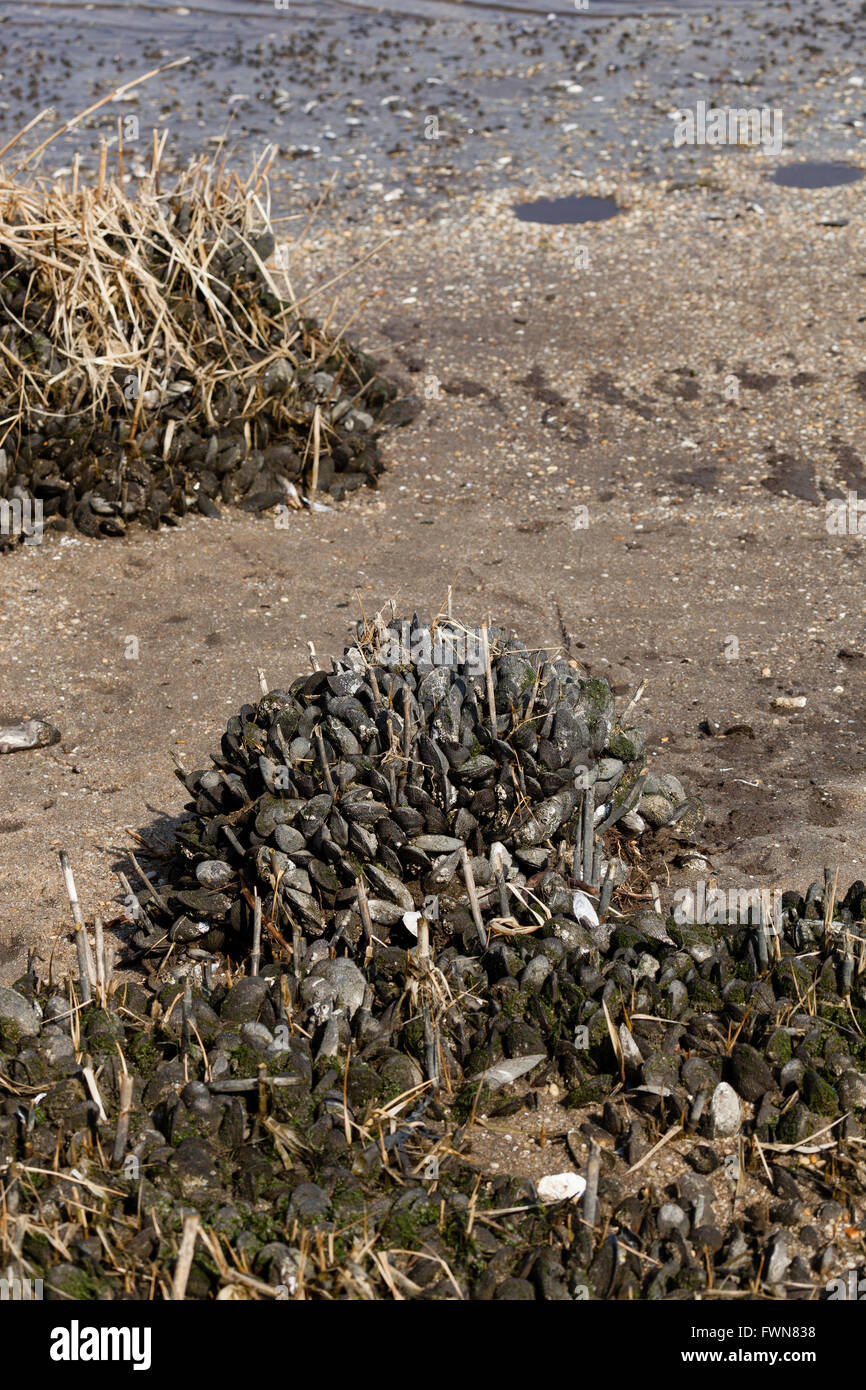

761,451,821,503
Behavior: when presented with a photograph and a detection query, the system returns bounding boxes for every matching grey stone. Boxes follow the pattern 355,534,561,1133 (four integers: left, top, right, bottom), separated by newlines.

289,1182,331,1220
838,1071,866,1109
765,1232,790,1284
0,986,41,1039
658,1203,690,1238
709,1082,741,1137
220,976,270,1024
241,1021,274,1053
195,859,234,889
320,958,366,1018
520,955,552,993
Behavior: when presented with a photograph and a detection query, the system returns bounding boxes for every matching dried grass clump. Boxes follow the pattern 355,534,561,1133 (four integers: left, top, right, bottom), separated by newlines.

0,123,405,539
0,142,292,432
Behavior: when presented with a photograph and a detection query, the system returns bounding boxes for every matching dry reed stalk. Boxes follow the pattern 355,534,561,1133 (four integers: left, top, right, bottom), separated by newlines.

481,621,497,731
356,876,374,951
112,1074,134,1168
251,890,262,978
59,851,95,1001
0,133,353,503
310,403,321,504
94,915,106,1005
460,847,487,951
171,1214,200,1300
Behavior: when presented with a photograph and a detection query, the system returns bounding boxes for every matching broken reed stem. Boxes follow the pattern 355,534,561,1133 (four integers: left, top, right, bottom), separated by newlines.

402,686,413,760
582,785,595,889
309,403,321,504
94,915,106,1004
491,845,509,919
572,791,585,882
583,1141,601,1228
251,890,262,978
181,981,192,1059
59,850,84,928
221,823,246,859
171,1214,200,1301
423,1007,439,1093
356,877,374,959
824,866,839,950
292,920,304,978
481,621,497,731
96,138,107,197
460,847,487,951
74,932,92,1006
315,726,336,796
128,851,169,914
116,114,125,188
59,850,95,1000
416,916,430,961
205,1076,302,1094
598,860,616,921
81,1057,108,1123
116,867,143,922
112,1074,134,1168
619,678,647,729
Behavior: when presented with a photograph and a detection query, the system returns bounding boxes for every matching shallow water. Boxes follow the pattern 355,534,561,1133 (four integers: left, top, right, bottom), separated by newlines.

1,0,861,226
9,0,790,19
771,162,865,189
514,192,618,223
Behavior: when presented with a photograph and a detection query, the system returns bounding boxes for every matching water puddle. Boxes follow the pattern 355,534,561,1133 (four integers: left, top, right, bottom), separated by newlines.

772,162,864,189
514,194,619,224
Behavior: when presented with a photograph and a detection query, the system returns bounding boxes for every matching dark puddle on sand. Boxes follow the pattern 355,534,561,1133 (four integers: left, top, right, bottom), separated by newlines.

772,162,865,189
514,194,619,224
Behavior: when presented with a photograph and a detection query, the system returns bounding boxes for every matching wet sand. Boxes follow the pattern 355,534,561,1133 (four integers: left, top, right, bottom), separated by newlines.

2,0,864,220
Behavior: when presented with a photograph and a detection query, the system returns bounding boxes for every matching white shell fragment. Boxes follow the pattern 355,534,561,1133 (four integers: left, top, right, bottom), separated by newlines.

0,718,60,754
537,1173,587,1204
475,1053,547,1092
771,696,806,710
488,841,513,874
572,890,600,928
710,1081,742,1138
401,910,421,939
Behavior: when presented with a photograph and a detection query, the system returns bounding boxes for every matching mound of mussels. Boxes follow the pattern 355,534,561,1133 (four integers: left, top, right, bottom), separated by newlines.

153,616,669,959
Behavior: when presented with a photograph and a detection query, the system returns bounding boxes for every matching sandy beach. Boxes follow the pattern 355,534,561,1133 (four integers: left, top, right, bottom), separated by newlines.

0,0,864,1312
2,0,865,975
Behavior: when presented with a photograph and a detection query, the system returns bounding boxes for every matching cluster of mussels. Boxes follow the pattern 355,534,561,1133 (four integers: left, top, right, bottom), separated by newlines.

4,622,865,1299
3,871,866,1299
153,616,668,957
0,215,417,544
